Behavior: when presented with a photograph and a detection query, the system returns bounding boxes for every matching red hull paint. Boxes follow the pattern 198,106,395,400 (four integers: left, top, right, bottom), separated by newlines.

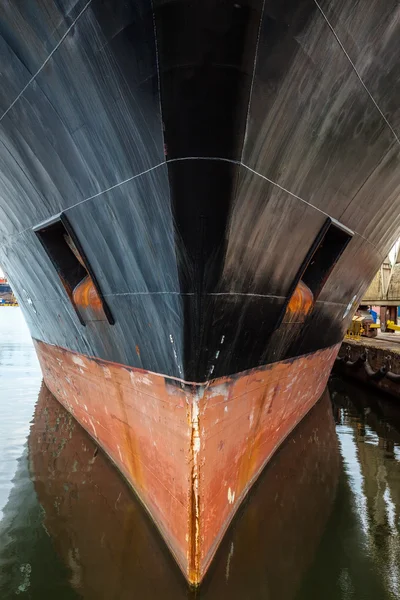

34,339,340,584
29,385,339,600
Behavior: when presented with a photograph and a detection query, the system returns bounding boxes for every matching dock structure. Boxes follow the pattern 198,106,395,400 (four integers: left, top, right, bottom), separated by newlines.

336,333,400,399
338,246,400,398
363,250,400,331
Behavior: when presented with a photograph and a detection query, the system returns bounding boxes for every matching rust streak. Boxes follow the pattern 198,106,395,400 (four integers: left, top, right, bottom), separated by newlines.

33,338,340,586
187,386,201,585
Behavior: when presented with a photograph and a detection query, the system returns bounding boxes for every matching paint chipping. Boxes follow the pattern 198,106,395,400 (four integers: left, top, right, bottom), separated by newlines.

88,417,97,438
206,383,229,399
117,445,123,462
33,337,340,587
169,334,183,378
72,356,85,367
133,373,153,387
249,408,255,428
102,366,112,379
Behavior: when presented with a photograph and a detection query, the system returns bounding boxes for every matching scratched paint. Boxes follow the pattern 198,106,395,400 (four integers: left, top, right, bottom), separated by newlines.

35,338,340,584
0,0,399,398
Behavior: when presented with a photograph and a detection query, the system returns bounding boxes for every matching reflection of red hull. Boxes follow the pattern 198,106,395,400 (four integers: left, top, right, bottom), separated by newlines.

35,338,339,584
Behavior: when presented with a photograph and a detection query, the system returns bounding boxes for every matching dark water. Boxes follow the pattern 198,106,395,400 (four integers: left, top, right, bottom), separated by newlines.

1,309,400,599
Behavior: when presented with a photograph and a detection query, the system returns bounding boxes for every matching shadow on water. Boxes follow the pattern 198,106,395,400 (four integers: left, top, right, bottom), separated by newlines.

1,384,339,599
2,373,400,598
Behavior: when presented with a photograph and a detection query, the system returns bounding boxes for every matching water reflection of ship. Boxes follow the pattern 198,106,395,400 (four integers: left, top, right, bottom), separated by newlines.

320,378,400,600
28,384,339,599
332,377,400,509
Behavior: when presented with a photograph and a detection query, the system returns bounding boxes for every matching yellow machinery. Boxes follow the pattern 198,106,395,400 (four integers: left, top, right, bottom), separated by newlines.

346,314,380,339
346,316,364,339
387,320,400,332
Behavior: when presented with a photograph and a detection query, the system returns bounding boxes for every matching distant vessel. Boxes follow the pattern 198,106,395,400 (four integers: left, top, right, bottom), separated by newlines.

0,278,17,306
1,0,400,585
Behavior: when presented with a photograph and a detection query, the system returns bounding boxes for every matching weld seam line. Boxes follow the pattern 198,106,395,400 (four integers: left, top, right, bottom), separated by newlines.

0,0,390,262
0,156,383,260
205,352,337,408
65,161,166,209
52,157,241,212
240,0,266,163
36,337,338,388
101,291,286,300
102,292,346,306
0,0,93,123
150,0,166,164
313,0,400,146
242,163,384,260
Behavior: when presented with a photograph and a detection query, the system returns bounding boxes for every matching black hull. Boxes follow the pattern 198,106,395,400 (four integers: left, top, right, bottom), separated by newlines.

1,0,400,381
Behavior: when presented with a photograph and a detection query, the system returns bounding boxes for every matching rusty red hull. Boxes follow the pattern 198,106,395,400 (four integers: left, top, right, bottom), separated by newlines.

35,338,340,584
28,384,339,600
